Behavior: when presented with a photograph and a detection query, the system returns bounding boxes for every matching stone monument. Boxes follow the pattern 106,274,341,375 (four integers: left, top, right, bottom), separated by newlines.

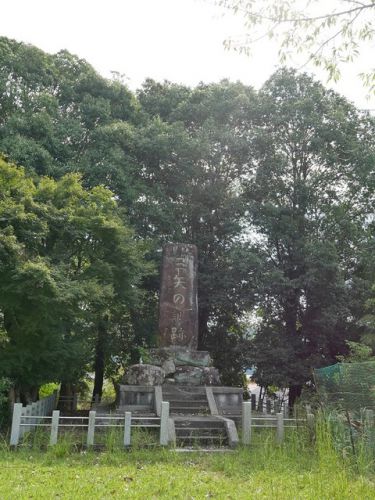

159,243,198,349
123,243,220,386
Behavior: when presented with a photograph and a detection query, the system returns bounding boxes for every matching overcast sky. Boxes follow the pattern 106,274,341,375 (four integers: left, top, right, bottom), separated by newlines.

1,0,374,111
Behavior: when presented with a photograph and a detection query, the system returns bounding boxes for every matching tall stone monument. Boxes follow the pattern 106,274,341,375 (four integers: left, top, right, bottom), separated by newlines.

122,243,220,386
159,243,198,349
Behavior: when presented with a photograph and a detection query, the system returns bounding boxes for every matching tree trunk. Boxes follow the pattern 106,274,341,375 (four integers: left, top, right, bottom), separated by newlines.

92,318,107,402
59,382,74,412
198,306,210,350
288,384,302,409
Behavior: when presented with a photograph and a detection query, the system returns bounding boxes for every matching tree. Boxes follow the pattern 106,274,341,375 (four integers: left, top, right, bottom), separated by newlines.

0,156,148,402
244,69,375,404
220,0,375,91
136,79,263,384
0,37,139,179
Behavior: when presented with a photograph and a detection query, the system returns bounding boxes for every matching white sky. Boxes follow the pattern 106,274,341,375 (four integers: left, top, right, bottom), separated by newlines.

1,0,374,111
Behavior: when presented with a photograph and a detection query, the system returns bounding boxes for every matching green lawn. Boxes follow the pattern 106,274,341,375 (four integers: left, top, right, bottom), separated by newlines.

1,434,374,499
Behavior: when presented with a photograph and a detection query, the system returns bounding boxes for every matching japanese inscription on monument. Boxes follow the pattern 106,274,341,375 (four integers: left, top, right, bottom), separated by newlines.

159,243,198,349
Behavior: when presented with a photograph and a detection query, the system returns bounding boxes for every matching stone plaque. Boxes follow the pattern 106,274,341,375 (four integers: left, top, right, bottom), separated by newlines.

159,243,198,349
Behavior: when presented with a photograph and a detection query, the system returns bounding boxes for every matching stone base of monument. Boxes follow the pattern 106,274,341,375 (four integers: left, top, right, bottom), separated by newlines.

121,347,221,387
117,346,242,448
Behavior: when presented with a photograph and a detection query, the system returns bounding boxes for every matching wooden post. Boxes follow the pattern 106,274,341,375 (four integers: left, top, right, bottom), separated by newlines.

124,411,131,447
10,403,23,446
50,410,60,445
276,412,284,444
160,401,169,446
87,410,96,447
242,401,252,445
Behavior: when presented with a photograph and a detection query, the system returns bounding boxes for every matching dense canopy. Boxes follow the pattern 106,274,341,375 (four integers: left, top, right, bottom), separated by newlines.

1,36,374,412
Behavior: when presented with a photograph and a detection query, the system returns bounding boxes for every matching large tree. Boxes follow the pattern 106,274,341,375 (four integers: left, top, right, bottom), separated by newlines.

245,69,375,404
135,79,262,383
0,157,147,402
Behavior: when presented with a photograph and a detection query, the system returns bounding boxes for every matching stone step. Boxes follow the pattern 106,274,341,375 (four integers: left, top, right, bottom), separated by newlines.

173,417,224,428
168,400,208,406
163,395,207,401
170,408,210,415
176,429,227,435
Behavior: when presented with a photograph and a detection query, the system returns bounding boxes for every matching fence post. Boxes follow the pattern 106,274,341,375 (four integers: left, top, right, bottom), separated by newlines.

10,403,23,447
31,402,39,431
50,410,60,446
160,401,169,446
276,412,284,444
87,410,96,447
242,401,252,445
124,411,132,447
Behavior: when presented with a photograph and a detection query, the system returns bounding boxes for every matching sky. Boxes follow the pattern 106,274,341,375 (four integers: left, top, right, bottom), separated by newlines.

1,0,374,111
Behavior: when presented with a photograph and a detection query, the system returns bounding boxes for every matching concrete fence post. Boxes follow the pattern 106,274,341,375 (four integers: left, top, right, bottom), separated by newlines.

50,410,60,446
87,410,96,447
242,401,252,445
124,411,132,447
10,403,23,446
160,401,169,446
276,412,284,444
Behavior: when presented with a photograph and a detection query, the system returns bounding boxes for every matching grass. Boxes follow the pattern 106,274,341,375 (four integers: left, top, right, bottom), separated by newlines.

1,426,375,499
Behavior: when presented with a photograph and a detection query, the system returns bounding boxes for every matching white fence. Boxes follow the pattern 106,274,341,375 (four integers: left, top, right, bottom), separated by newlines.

9,391,58,445
241,401,313,444
10,400,171,448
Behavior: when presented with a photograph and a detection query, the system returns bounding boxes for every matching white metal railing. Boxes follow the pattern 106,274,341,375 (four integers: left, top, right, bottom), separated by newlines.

10,400,170,448
241,401,313,444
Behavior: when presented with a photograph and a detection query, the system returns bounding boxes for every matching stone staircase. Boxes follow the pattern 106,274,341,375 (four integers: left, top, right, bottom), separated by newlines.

173,416,228,448
161,384,238,449
162,384,210,415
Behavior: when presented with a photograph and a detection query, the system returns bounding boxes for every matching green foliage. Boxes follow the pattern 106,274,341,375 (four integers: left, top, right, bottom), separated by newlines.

0,156,148,401
39,383,60,399
245,69,375,395
336,341,373,363
1,36,375,393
